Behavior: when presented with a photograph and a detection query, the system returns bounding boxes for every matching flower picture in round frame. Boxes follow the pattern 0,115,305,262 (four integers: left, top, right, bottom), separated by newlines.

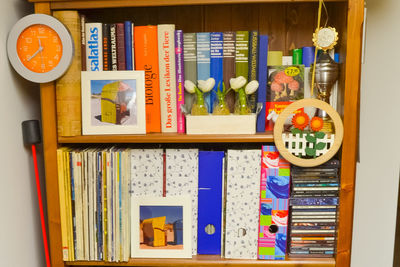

273,98,344,167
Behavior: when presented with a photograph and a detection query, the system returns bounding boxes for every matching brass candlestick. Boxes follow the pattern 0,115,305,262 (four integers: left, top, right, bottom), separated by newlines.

311,51,339,133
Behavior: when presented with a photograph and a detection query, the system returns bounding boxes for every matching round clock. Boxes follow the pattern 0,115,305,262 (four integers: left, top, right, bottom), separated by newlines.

7,14,74,83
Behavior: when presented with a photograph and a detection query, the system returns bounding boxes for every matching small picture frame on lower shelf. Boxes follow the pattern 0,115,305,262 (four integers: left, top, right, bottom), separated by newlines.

81,71,146,135
131,196,192,258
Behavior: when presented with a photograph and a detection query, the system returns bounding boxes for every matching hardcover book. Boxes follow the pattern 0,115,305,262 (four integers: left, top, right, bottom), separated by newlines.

223,31,236,112
85,22,103,71
158,24,178,132
175,30,185,133
210,32,223,114
135,26,161,133
116,23,126,70
235,31,249,80
80,14,86,71
256,35,268,132
124,21,133,70
265,65,305,131
109,24,117,71
248,30,259,112
183,33,197,111
53,10,82,137
196,32,211,112
102,23,111,71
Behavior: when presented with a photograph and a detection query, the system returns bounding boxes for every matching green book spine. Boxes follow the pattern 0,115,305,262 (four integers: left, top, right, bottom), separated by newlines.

183,33,197,111
248,30,258,112
235,31,249,80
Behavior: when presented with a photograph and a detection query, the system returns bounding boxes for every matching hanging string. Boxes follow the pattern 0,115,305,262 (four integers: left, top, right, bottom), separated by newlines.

310,0,324,97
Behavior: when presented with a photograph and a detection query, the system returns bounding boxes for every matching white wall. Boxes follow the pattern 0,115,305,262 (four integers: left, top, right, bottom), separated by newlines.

0,0,45,266
351,0,400,266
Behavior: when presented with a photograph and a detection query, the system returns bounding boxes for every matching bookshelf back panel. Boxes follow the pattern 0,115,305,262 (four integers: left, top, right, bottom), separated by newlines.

80,2,347,56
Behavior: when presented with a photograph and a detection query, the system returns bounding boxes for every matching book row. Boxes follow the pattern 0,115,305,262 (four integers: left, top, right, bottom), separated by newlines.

57,146,340,262
54,10,339,136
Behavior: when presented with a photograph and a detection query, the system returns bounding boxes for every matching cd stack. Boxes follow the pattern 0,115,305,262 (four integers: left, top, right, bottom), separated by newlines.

288,159,340,257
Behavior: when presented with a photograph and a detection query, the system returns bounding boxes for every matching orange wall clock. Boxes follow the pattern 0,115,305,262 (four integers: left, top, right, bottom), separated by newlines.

7,14,73,83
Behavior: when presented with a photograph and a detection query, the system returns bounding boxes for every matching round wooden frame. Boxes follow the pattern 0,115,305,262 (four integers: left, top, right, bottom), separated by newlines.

273,98,344,167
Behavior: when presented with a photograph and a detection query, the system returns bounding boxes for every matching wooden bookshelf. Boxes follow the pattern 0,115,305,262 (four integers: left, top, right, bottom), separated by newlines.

31,0,363,267
66,256,335,266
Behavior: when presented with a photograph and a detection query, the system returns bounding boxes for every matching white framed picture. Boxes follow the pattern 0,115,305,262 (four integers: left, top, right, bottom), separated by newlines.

81,71,146,135
131,196,192,258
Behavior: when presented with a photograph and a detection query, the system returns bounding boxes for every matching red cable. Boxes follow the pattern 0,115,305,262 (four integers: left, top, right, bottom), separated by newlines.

32,144,51,267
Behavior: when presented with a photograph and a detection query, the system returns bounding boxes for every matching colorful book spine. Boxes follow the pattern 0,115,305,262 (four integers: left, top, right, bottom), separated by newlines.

116,23,126,70
135,26,161,133
223,31,236,113
183,33,197,111
235,31,249,80
197,151,225,255
256,35,268,132
80,14,86,71
57,148,69,260
258,146,290,260
85,23,103,71
110,24,118,71
102,23,111,71
196,32,211,112
248,30,259,113
175,30,185,133
158,24,177,132
124,21,133,70
210,32,223,114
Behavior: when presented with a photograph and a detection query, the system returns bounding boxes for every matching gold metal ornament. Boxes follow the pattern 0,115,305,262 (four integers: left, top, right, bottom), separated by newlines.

312,27,338,51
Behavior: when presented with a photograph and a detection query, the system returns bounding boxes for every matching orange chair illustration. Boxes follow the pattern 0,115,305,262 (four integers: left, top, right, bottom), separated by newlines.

141,216,166,247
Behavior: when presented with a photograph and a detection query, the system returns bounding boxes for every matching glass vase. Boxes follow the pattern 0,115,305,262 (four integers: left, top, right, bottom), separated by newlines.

213,94,230,115
191,93,208,115
234,88,251,115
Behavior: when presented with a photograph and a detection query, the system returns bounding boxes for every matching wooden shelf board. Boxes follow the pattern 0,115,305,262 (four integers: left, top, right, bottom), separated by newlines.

58,132,274,143
28,0,347,10
66,255,335,266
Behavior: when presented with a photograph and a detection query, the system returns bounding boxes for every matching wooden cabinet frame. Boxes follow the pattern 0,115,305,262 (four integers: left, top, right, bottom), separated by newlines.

30,0,363,266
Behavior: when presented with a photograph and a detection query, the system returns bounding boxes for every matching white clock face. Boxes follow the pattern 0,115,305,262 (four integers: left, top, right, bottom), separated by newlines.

316,28,336,48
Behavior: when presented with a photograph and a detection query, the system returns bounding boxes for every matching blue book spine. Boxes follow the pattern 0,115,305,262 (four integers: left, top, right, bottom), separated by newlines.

256,35,269,132
197,151,224,255
210,32,223,114
196,32,211,112
124,21,133,70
